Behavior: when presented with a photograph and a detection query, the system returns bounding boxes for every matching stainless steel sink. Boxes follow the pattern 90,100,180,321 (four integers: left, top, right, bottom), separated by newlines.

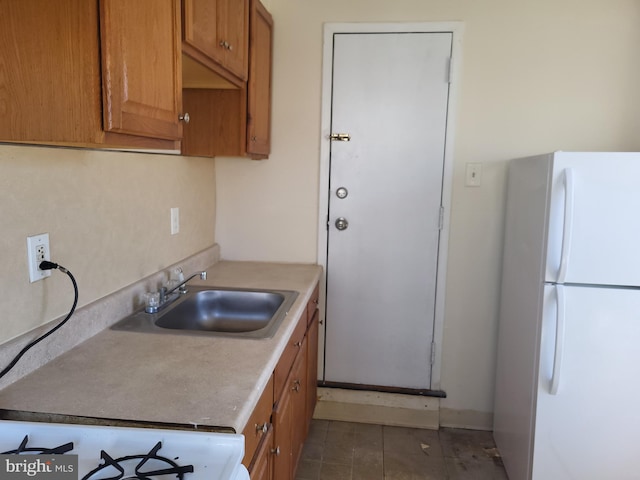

112,287,298,339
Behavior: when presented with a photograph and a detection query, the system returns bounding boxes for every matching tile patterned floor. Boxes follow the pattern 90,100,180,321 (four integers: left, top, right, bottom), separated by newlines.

295,420,508,480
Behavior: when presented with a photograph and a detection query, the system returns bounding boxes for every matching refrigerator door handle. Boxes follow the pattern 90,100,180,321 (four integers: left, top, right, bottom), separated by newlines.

557,168,575,283
550,285,566,395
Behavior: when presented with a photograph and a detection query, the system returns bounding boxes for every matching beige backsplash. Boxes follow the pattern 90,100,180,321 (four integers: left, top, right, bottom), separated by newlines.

0,245,220,391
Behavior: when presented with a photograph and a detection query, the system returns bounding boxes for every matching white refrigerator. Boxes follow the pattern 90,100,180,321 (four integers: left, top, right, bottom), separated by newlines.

493,151,640,480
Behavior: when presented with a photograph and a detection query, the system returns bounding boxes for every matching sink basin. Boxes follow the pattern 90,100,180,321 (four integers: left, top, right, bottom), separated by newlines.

112,287,298,339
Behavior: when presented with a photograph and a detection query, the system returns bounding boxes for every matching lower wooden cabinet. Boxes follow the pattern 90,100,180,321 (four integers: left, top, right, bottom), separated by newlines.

247,424,273,480
272,381,293,480
305,311,319,437
244,282,320,479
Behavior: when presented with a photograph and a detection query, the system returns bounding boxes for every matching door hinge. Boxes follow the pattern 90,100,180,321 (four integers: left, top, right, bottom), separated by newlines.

430,341,436,365
438,206,445,230
446,57,453,84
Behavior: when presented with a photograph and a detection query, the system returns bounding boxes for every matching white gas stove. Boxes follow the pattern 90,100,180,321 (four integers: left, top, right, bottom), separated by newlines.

0,420,249,480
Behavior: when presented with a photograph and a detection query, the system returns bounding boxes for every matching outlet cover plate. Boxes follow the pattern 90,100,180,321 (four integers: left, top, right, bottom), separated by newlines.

27,233,51,282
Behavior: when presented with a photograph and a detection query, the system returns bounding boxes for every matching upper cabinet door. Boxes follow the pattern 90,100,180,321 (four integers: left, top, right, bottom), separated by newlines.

223,0,249,80
182,0,248,84
182,0,223,66
100,0,183,141
246,0,273,158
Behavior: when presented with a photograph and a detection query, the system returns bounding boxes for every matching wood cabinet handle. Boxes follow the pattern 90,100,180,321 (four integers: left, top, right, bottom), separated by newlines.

255,422,268,434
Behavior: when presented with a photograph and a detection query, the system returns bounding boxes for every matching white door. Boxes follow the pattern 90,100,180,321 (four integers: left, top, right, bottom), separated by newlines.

533,285,640,479
323,32,452,389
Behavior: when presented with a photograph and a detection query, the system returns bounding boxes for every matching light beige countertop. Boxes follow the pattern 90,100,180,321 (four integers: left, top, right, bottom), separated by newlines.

0,261,322,433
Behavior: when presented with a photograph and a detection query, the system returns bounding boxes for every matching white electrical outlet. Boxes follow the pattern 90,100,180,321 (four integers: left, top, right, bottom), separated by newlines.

27,233,51,283
171,207,180,235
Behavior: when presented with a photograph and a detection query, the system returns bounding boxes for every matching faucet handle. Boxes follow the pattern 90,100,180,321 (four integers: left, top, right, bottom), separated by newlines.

170,267,185,283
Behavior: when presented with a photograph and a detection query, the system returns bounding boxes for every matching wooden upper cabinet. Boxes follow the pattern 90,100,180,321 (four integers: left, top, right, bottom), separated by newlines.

0,0,182,149
0,0,103,146
181,0,272,159
246,0,273,158
182,0,249,84
100,0,183,141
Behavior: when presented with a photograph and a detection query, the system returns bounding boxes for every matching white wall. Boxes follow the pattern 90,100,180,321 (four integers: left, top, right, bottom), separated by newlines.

215,0,640,425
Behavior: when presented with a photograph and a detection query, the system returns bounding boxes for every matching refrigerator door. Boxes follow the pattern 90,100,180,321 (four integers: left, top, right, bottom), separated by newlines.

533,284,640,480
545,152,640,287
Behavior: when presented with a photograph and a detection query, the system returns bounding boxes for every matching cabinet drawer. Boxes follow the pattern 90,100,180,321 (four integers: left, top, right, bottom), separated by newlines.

242,375,274,467
306,283,319,327
274,316,306,401
247,423,273,480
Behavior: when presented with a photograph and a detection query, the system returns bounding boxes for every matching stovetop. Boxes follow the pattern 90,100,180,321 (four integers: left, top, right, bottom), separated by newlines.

0,420,248,480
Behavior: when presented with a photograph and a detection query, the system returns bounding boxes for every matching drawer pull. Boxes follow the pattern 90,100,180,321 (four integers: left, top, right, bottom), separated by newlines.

255,422,269,434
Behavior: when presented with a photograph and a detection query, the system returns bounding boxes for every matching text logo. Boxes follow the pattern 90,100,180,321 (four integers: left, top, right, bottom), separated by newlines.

0,455,77,480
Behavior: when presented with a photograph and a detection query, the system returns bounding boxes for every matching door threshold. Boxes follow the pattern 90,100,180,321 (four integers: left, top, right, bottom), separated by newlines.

319,380,446,398
314,386,441,430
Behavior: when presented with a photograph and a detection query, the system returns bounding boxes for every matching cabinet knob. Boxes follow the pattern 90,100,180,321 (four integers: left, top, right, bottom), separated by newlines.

293,341,302,348
178,113,190,124
271,446,281,456
251,136,257,142
255,422,268,434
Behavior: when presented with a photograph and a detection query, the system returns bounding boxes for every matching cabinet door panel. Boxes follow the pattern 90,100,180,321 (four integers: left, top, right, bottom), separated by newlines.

182,0,223,65
246,0,272,157
273,389,293,480
290,344,307,476
306,310,319,435
0,0,102,144
224,0,249,80
248,424,273,480
100,0,182,140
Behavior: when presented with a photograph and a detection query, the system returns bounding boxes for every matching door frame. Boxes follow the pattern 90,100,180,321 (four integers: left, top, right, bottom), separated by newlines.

316,22,464,392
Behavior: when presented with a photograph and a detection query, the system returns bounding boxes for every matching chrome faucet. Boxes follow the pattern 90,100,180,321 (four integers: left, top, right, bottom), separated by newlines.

145,270,207,314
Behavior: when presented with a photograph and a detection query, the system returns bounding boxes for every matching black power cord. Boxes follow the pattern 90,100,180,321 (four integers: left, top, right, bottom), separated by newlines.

0,261,78,380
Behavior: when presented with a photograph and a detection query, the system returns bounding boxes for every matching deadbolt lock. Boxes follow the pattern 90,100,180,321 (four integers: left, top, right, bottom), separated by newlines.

336,187,348,199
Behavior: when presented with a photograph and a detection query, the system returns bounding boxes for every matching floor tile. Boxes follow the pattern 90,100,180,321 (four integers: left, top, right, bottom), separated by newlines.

296,459,322,480
445,456,509,480
296,419,508,480
319,462,352,480
384,425,443,457
384,450,448,480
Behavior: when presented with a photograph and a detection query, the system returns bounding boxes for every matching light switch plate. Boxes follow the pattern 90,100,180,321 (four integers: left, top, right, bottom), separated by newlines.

465,163,482,187
171,207,179,235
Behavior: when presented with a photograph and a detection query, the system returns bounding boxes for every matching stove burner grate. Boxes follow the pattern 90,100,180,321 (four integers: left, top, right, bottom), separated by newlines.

82,441,194,480
1,435,74,455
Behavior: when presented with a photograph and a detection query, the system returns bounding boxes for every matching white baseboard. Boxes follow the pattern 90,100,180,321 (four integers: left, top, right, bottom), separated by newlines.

313,387,440,430
312,388,494,432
